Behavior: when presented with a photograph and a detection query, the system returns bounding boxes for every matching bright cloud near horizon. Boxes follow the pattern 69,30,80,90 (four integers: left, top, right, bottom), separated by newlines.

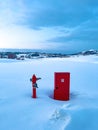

0,0,98,53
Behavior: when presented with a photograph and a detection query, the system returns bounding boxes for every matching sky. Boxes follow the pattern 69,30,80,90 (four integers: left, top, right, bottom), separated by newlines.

0,0,98,53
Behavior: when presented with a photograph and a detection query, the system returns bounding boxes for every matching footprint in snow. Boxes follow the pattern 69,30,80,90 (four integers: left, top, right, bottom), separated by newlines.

44,106,71,130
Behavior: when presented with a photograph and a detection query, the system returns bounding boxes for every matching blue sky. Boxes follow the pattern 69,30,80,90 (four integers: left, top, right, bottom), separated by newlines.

0,0,98,53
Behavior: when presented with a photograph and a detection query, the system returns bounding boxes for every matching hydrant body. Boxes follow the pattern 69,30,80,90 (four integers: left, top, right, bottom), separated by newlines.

32,75,37,98
32,74,37,84
31,74,41,98
32,87,36,98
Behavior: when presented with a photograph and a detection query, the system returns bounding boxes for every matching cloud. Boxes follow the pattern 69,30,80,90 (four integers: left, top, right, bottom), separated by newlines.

21,0,98,28
1,0,96,27
0,0,98,52
0,24,70,49
47,18,98,52
0,0,98,28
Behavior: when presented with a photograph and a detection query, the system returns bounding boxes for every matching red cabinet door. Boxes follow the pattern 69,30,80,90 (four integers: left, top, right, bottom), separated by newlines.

54,72,70,101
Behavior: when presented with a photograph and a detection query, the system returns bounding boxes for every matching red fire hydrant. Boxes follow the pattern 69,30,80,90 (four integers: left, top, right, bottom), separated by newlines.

30,74,41,98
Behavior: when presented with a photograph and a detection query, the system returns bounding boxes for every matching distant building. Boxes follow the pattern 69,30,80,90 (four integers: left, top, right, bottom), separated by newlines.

16,54,25,60
8,53,17,59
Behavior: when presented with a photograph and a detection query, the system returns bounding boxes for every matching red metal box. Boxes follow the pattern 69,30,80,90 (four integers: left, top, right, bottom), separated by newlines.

54,72,70,101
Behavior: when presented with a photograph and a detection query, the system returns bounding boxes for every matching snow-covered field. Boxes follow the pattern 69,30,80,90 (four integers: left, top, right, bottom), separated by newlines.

0,55,98,130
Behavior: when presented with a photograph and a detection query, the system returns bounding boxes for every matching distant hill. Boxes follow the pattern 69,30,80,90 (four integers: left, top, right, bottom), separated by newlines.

0,49,98,59
79,49,98,55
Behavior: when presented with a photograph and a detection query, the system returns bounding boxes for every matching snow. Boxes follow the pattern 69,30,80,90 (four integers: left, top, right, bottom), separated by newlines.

0,55,98,130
